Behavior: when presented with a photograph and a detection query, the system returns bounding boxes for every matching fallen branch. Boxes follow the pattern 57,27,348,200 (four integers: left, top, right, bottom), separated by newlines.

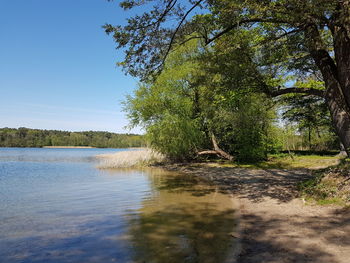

197,133,234,161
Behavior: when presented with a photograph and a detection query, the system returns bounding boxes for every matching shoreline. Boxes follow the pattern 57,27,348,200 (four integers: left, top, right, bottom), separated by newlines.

159,162,350,263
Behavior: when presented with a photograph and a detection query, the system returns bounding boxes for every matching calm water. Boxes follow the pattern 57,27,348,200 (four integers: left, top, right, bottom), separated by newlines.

0,148,237,263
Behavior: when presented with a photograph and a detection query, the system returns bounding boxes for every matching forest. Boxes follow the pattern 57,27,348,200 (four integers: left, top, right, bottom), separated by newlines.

0,127,145,148
104,0,347,161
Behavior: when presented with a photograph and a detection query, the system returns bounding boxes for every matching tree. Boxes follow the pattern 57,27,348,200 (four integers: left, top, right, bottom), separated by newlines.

123,39,278,161
105,0,350,155
124,41,207,160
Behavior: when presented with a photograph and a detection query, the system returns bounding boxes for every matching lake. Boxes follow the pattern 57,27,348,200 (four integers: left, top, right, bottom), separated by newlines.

0,148,237,263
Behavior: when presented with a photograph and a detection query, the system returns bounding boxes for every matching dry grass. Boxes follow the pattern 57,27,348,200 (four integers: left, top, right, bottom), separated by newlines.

96,149,165,169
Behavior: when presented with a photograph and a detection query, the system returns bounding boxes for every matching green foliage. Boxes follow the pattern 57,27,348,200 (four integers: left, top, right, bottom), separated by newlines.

124,41,207,160
0,127,145,148
232,94,277,162
146,114,204,160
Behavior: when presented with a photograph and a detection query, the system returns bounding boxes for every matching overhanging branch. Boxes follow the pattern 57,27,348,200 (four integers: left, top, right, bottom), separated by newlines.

270,87,324,98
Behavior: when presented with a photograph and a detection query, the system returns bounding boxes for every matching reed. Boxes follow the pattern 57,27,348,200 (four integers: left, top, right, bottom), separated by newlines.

96,149,165,169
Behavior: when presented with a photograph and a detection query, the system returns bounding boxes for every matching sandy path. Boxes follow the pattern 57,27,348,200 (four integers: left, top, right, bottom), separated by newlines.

163,164,350,263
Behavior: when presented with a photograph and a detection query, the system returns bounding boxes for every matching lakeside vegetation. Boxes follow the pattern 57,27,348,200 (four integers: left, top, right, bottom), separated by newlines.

103,1,349,165
102,1,350,208
106,0,350,163
0,127,145,148
122,40,339,162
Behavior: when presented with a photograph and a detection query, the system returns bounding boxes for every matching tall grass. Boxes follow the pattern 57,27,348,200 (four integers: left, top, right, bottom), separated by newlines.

96,149,165,169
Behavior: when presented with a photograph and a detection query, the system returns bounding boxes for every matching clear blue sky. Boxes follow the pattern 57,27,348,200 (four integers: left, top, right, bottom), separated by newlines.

0,0,141,133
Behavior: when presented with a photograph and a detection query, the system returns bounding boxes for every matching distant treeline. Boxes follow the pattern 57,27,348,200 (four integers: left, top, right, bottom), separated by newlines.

0,127,145,148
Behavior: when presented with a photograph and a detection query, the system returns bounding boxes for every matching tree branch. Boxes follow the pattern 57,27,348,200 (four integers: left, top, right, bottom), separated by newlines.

261,28,303,44
171,35,203,51
205,18,290,45
270,87,324,97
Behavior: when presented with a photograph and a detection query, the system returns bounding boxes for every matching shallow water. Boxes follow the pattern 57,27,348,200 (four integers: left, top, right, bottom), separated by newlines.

0,148,237,263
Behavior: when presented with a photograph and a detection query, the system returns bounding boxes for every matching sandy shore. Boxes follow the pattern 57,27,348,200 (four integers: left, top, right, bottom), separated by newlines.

161,163,350,263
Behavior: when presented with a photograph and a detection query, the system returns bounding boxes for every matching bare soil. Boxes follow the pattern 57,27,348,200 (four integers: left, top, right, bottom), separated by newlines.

162,163,350,263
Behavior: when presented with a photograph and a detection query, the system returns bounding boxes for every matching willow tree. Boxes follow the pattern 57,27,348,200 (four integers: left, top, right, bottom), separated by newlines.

105,0,350,155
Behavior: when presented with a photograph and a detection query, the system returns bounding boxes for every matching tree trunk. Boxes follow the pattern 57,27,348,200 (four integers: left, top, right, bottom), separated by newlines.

333,1,350,108
324,85,350,156
323,2,350,155
306,24,350,156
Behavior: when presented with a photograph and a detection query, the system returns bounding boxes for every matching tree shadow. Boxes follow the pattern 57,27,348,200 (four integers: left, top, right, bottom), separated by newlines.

175,166,312,203
163,165,350,262
237,209,350,263
226,169,311,202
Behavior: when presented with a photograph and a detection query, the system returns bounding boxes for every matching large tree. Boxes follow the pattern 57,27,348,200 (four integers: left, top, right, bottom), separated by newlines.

124,39,278,161
105,0,350,155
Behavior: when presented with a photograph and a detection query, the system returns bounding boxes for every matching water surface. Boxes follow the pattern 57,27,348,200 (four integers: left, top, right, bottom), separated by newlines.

0,148,237,263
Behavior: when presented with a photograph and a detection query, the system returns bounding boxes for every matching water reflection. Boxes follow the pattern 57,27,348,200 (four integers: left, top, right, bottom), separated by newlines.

128,171,237,263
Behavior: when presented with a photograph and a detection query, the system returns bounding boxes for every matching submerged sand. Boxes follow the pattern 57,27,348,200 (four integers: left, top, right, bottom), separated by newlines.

162,164,350,263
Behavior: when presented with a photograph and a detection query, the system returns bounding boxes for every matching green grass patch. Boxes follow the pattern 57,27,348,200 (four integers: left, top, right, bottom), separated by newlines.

208,153,341,170
298,159,350,206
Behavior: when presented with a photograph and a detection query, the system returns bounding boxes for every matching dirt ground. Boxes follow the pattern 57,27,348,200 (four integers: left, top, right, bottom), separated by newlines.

163,164,350,263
